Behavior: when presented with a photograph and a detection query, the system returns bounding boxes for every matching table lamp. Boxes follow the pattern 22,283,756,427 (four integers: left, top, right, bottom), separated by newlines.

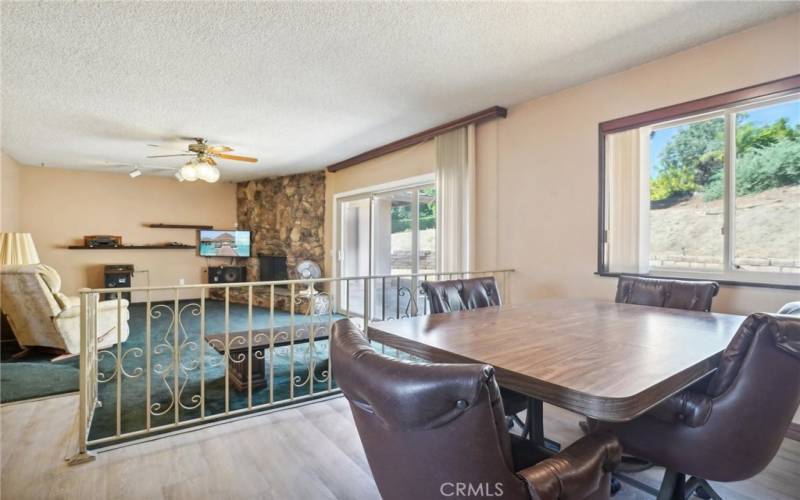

0,233,40,266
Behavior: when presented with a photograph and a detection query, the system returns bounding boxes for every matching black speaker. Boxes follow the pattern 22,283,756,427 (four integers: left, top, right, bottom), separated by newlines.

208,266,246,284
104,264,133,301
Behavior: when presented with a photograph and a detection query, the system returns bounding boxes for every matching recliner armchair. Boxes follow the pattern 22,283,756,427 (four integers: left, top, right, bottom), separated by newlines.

0,264,129,354
331,319,622,500
422,277,531,432
598,312,800,499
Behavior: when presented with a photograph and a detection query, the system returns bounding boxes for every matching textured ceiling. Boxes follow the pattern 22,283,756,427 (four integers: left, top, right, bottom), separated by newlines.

2,2,798,181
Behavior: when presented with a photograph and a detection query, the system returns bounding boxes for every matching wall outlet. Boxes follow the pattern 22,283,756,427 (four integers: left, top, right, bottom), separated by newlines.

178,278,185,285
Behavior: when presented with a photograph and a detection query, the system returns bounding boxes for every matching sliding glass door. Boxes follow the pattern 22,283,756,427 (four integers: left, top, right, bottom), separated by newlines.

337,183,437,320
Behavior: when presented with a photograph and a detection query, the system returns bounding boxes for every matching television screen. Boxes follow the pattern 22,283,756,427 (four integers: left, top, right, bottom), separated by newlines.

199,230,251,257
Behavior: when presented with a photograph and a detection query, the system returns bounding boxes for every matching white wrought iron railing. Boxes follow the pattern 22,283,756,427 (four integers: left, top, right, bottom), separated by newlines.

68,269,513,463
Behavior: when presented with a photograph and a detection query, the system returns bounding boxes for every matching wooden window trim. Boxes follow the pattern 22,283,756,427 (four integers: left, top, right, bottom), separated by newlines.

600,75,800,134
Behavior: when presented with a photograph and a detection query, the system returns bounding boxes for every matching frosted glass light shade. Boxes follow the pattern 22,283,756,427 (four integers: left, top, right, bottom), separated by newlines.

195,161,214,182
205,167,220,183
180,162,198,181
0,233,40,265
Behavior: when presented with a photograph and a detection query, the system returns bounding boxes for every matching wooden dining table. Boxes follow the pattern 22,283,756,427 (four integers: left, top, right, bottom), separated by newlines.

367,298,745,446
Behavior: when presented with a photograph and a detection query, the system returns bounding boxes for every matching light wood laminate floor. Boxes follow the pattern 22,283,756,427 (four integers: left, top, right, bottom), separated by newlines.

2,394,798,499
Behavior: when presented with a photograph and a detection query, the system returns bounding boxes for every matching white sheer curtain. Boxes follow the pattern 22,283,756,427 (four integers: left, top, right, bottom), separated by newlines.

436,124,476,273
605,127,650,274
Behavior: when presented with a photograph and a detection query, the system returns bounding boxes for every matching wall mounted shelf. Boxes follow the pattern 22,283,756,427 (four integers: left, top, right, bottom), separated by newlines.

146,224,213,230
67,245,196,250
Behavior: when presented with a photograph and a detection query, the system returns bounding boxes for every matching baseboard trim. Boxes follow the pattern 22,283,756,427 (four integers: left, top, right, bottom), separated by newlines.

787,422,800,442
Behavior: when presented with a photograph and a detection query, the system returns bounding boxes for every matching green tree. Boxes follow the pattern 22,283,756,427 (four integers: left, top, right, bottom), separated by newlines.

736,115,800,152
658,118,724,187
390,189,437,232
651,113,800,202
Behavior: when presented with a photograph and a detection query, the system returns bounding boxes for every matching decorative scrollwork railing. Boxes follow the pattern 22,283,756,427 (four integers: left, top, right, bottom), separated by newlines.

70,269,513,462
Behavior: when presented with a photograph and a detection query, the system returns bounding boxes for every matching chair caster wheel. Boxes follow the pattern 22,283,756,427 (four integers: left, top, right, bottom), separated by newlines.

610,477,622,496
695,485,712,499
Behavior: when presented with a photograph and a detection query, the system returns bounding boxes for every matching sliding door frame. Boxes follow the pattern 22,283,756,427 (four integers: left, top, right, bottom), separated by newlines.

332,174,436,315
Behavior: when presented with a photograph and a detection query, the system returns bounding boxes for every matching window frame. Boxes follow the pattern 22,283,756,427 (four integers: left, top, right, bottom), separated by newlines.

597,75,800,290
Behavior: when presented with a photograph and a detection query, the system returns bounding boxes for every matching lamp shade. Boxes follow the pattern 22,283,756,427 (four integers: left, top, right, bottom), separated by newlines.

0,233,40,266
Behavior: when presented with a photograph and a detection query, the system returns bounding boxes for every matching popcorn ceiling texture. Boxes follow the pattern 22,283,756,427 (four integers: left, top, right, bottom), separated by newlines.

2,2,796,180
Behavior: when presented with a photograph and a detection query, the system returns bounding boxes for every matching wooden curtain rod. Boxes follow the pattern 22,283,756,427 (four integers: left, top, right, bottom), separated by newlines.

326,106,507,172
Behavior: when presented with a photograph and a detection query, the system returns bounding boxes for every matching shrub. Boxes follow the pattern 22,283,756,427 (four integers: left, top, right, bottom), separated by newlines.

704,138,800,201
650,164,698,202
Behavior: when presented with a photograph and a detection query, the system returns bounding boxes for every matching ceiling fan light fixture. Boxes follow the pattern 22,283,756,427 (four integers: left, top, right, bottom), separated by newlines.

128,168,142,178
174,171,184,182
205,166,220,183
180,161,198,182
195,160,215,182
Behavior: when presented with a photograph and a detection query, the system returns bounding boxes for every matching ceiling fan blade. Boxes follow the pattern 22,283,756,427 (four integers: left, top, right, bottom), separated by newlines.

207,145,233,153
215,153,258,163
147,144,190,153
146,154,196,158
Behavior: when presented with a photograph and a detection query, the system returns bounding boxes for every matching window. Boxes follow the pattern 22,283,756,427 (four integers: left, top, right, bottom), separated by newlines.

599,78,800,288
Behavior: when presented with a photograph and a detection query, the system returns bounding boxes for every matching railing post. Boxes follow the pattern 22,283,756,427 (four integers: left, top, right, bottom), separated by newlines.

68,289,96,465
290,282,296,400
363,277,370,331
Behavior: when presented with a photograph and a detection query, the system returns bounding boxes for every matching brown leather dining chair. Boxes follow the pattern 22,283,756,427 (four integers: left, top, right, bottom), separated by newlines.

331,319,622,500
778,301,800,316
421,277,531,434
615,275,720,312
596,312,800,500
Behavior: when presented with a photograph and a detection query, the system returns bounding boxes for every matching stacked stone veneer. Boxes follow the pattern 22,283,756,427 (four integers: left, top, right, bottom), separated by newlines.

209,171,326,312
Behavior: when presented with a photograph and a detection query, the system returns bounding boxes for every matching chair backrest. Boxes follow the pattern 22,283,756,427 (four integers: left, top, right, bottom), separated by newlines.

0,264,66,350
778,301,800,316
615,275,719,312
422,277,502,314
330,319,530,500
696,313,800,480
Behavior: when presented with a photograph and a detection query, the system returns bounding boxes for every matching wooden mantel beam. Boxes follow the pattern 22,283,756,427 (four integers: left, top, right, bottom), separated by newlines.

326,106,507,172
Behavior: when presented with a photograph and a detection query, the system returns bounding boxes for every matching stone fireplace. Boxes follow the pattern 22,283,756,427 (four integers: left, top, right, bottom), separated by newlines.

210,171,326,313
259,255,288,282
239,171,325,283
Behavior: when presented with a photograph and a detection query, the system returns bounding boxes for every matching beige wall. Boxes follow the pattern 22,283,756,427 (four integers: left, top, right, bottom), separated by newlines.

324,13,800,315
0,152,23,233
15,165,237,300
324,140,436,276
491,13,799,314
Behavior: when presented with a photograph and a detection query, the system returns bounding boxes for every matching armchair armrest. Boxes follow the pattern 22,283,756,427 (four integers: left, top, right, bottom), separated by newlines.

647,390,713,428
56,299,129,320
97,298,130,312
517,432,621,500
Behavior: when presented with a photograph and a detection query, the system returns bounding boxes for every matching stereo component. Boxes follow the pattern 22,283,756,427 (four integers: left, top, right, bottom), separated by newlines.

208,266,246,284
103,264,134,301
84,235,122,248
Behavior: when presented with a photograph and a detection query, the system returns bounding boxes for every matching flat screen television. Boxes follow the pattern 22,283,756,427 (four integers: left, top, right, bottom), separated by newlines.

198,230,251,257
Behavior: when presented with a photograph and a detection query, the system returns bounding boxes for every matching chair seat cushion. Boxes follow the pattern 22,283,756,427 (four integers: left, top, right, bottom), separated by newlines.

501,387,529,416
509,435,552,471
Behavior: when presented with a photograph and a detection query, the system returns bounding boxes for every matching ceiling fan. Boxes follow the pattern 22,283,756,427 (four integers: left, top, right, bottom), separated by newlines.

147,137,258,183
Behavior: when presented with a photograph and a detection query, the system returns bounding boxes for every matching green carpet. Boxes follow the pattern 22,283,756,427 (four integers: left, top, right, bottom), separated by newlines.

0,361,78,402
1,300,344,441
